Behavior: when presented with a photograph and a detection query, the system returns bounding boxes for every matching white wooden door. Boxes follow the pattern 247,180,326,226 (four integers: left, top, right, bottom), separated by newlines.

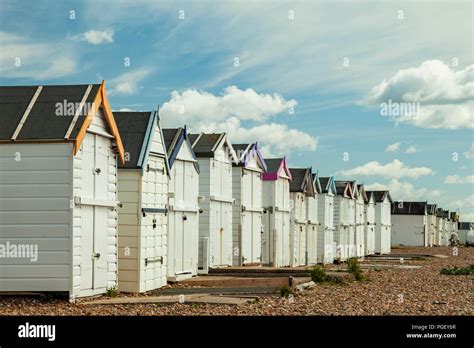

80,133,109,291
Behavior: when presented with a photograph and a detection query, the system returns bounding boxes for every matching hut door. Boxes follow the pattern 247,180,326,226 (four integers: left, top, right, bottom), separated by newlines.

80,133,109,291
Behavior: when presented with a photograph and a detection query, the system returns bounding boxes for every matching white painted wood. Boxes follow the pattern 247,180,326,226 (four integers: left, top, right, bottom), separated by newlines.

391,214,427,246
317,192,334,264
355,194,365,257
167,140,199,281
374,195,391,254
364,196,376,255
262,174,291,267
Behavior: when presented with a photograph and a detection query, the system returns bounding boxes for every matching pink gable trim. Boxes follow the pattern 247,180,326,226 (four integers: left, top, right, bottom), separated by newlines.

262,157,293,181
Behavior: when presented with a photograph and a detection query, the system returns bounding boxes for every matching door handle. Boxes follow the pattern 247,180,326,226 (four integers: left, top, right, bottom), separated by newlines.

92,252,101,259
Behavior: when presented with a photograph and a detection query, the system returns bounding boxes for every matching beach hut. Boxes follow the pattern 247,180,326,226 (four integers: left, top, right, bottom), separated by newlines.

435,208,445,246
232,143,267,266
317,176,336,263
0,82,125,299
347,181,358,258
114,110,169,293
391,201,428,247
364,191,376,255
163,128,200,281
289,167,315,266
261,158,292,267
426,204,437,247
367,191,392,254
305,173,322,265
457,222,473,245
188,132,236,271
442,210,450,246
449,212,459,245
355,184,366,257
333,181,353,261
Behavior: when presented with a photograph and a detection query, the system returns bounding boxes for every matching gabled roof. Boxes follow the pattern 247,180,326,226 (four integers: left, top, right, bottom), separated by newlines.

357,184,368,203
366,190,375,203
232,142,267,171
436,208,444,217
442,210,450,219
334,180,353,198
115,110,169,171
458,222,473,230
289,167,315,196
366,190,393,203
0,81,125,163
312,173,322,194
349,181,358,199
427,204,437,215
450,212,459,222
163,127,199,172
319,176,337,195
262,157,292,181
189,132,237,162
391,201,427,215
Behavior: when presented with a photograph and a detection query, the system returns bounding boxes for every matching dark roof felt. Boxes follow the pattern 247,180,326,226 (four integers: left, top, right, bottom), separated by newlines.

334,181,350,197
0,84,101,141
391,201,427,215
366,190,391,203
264,158,284,173
289,168,308,192
162,128,181,156
319,177,331,193
188,133,200,146
114,111,153,169
190,133,224,157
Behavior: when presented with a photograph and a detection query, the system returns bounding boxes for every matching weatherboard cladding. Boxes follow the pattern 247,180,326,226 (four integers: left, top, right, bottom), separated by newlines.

114,111,155,168
0,84,101,140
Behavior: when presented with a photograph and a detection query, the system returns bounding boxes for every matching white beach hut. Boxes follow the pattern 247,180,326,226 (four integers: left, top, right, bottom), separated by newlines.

333,181,353,261
364,191,376,255
305,173,322,265
426,204,438,247
289,168,315,267
391,201,428,247
163,128,200,281
188,132,236,271
355,184,366,257
317,176,336,264
261,158,292,267
0,82,125,299
115,110,169,293
367,191,392,254
231,143,267,266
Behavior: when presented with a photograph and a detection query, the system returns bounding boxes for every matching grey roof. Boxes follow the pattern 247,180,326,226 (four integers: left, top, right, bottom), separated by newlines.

188,133,200,146
289,168,308,192
114,111,154,169
264,158,284,173
334,181,351,197
0,84,101,140
162,128,181,157
189,133,225,157
458,222,473,230
366,190,392,203
319,177,331,193
391,201,427,215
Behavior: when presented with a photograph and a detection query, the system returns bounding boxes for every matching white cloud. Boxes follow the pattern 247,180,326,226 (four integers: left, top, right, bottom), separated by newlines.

444,175,474,184
449,194,474,209
159,86,316,156
0,31,76,80
108,68,152,95
338,159,433,179
365,179,441,201
70,30,114,45
385,142,401,152
464,143,474,159
364,60,474,129
405,145,417,154
160,86,296,124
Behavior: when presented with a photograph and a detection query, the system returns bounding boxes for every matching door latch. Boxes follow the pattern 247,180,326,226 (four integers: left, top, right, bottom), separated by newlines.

92,252,101,259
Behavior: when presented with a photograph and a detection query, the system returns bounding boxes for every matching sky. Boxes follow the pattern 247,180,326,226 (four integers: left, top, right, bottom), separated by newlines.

0,0,473,220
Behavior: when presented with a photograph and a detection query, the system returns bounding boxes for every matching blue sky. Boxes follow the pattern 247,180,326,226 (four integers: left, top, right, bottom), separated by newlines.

0,0,473,219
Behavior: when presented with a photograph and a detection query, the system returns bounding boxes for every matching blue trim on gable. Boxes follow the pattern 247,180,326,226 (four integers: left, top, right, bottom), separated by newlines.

168,129,185,169
330,176,337,195
137,110,156,169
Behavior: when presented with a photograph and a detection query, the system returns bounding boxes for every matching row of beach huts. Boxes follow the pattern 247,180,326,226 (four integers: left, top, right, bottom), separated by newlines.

0,83,470,299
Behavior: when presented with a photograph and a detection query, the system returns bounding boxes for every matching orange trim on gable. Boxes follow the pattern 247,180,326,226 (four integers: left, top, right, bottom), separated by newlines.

73,81,125,164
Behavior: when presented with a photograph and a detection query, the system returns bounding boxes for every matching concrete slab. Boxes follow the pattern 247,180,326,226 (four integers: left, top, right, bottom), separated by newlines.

84,294,256,306
178,276,311,288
